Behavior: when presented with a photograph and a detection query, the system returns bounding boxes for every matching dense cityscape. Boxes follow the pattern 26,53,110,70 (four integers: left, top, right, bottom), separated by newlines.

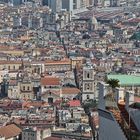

0,0,139,140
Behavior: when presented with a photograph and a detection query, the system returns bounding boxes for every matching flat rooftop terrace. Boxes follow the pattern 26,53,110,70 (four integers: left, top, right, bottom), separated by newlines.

107,74,140,86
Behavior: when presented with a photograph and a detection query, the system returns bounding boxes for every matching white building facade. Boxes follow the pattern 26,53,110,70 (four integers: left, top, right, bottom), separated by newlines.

82,64,96,102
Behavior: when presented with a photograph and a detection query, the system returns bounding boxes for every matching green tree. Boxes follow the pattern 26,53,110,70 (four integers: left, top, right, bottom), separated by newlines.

107,78,120,89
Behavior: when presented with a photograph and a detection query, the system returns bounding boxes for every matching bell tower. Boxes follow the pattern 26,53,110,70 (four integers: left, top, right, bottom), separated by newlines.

82,62,96,102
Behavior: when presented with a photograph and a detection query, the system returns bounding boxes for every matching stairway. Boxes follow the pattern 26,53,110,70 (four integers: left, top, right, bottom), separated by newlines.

118,103,138,131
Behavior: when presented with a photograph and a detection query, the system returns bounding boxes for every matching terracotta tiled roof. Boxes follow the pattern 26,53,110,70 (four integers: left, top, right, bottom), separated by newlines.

45,58,71,65
62,88,81,95
0,60,22,64
68,100,81,107
42,90,60,97
0,124,21,139
22,101,48,109
41,77,60,86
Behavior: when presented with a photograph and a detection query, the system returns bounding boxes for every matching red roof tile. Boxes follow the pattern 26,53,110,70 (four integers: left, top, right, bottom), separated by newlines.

68,100,81,107
0,60,22,65
62,88,81,95
22,101,48,109
45,58,71,65
0,124,21,139
41,77,60,86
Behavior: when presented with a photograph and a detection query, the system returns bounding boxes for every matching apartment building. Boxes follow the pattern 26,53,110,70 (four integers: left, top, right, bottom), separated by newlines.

8,75,35,100
45,58,71,73
0,60,22,71
62,0,91,14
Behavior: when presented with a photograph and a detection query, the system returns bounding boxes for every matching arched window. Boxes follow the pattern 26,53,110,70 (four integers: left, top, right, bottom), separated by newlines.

87,95,90,100
27,86,30,91
87,72,90,78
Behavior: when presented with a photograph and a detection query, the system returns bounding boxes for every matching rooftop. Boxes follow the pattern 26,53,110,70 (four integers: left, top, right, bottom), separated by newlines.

62,88,81,95
107,74,140,85
0,124,21,139
68,100,81,107
41,77,60,86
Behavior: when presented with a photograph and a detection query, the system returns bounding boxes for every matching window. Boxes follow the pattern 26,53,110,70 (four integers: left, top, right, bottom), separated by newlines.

23,86,25,90
27,86,30,91
38,68,40,74
87,73,90,78
85,83,90,90
73,0,76,9
87,95,90,100
34,68,37,73
8,66,10,70
87,84,90,90
13,65,15,70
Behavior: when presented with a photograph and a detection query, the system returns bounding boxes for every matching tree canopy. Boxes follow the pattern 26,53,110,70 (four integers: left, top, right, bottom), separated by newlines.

107,78,120,89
